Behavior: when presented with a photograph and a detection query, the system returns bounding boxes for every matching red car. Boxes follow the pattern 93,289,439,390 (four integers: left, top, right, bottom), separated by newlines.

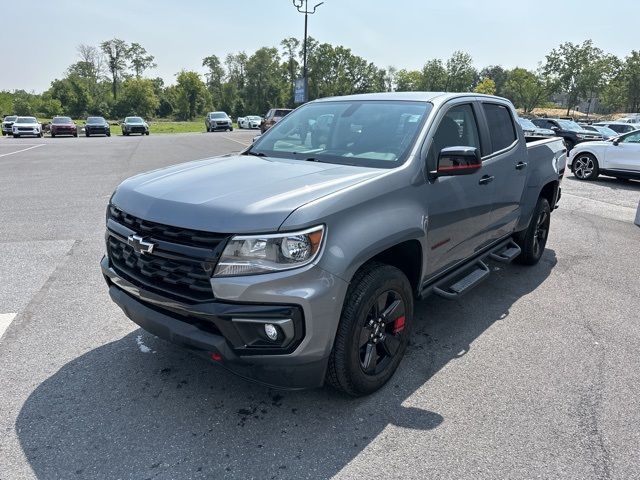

50,116,78,137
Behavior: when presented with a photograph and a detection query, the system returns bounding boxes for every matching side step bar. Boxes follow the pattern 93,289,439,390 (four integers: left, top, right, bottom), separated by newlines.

433,261,490,299
422,236,523,300
489,239,521,263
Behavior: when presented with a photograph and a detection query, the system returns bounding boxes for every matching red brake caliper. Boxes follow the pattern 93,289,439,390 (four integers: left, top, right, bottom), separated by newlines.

392,316,405,335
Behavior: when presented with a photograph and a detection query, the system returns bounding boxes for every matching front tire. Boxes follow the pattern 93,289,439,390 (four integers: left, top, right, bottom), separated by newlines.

228,127,233,132
326,262,413,396
573,153,599,180
514,197,551,266
13,134,19,138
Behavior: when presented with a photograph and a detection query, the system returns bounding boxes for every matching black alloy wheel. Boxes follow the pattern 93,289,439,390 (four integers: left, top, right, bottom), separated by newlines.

358,290,406,375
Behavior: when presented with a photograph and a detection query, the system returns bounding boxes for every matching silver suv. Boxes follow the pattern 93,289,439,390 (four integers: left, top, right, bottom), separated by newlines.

205,111,233,132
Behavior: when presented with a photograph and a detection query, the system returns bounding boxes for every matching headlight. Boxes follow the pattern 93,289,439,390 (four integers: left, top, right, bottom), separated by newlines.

214,225,325,277
576,134,585,139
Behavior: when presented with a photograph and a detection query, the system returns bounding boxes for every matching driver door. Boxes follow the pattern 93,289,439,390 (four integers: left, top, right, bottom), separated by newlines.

607,131,640,172
424,101,497,277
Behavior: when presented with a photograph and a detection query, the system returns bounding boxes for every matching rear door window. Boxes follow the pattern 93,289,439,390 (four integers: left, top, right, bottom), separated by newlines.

482,103,517,153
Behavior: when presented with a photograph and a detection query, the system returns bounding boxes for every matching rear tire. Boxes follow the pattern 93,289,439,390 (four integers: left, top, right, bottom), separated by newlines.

514,197,551,266
51,133,56,138
228,127,233,132
573,153,599,180
326,262,413,396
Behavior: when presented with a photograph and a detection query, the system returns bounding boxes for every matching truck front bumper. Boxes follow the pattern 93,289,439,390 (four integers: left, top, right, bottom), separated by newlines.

101,256,348,389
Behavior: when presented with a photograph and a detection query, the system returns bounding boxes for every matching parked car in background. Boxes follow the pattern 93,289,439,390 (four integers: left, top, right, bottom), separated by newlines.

12,116,42,138
85,116,111,137
50,116,78,137
238,115,262,129
531,118,603,151
260,108,292,133
121,117,149,136
102,92,566,395
593,121,638,135
580,124,618,140
2,115,17,136
205,112,233,132
568,130,640,181
517,117,555,138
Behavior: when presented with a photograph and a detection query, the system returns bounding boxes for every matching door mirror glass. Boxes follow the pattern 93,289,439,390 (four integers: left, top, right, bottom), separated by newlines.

437,146,481,176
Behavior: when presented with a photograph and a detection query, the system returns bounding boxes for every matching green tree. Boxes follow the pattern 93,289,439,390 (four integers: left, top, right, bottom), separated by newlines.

100,38,129,100
479,65,508,96
202,54,225,107
542,40,609,115
623,51,640,112
420,59,447,91
245,47,286,113
395,69,422,91
281,37,300,105
504,68,549,113
117,78,159,118
128,43,156,78
445,51,477,92
474,77,496,95
174,70,210,120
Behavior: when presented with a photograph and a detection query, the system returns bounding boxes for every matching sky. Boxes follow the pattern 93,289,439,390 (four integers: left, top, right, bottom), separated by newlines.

2,0,638,93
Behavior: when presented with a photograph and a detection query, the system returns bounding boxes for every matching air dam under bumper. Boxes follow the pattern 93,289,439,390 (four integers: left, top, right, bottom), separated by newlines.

101,256,332,389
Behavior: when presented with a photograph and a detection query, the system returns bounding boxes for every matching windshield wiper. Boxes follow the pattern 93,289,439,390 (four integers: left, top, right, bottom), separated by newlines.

244,150,266,157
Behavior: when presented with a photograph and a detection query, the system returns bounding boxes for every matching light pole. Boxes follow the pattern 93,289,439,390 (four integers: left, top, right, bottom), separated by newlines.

292,0,324,102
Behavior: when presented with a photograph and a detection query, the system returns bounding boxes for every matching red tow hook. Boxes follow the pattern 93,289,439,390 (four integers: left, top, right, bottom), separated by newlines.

211,352,222,362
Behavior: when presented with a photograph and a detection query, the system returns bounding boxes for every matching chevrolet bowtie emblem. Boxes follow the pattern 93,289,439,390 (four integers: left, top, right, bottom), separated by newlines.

127,234,155,255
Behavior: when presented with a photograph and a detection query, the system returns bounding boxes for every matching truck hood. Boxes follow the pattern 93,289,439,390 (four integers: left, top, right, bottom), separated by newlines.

111,154,385,233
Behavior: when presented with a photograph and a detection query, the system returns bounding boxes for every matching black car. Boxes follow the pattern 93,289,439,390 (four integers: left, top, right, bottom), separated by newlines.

531,118,603,151
593,122,638,135
85,117,111,137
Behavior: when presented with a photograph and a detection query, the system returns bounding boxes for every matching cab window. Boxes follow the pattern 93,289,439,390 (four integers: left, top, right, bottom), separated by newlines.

482,103,517,152
428,104,480,165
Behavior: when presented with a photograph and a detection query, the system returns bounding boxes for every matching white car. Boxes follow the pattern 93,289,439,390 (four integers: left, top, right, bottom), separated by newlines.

238,115,262,129
12,116,42,138
568,130,640,181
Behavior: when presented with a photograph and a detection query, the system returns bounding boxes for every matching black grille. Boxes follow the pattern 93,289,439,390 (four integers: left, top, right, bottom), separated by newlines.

108,205,226,249
107,236,214,302
106,206,229,302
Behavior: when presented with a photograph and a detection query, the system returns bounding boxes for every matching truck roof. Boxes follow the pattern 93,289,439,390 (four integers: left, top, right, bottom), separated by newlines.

311,91,509,105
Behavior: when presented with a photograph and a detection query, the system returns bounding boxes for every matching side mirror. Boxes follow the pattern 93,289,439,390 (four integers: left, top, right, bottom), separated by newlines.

436,147,481,176
550,126,559,131
612,139,619,146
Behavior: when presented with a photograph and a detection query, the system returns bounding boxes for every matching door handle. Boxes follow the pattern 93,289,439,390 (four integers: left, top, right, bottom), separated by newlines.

478,175,494,185
516,161,528,170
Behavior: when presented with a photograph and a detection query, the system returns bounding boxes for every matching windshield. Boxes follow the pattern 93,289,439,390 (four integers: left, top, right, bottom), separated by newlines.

274,109,292,117
557,120,584,132
249,100,431,168
518,118,536,129
211,112,228,119
4,116,17,122
16,117,36,123
52,117,72,124
125,117,143,123
87,117,105,124
594,126,617,136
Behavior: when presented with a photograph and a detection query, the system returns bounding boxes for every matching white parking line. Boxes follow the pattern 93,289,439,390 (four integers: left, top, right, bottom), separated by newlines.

219,136,251,148
0,144,45,157
0,313,17,340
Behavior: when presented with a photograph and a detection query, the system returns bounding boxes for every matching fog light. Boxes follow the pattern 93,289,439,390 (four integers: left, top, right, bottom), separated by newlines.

264,323,278,341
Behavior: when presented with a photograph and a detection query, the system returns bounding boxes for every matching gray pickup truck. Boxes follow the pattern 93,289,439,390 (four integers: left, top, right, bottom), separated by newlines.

102,92,566,396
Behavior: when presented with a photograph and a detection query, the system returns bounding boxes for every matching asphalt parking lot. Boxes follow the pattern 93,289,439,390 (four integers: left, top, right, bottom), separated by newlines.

1,132,639,480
